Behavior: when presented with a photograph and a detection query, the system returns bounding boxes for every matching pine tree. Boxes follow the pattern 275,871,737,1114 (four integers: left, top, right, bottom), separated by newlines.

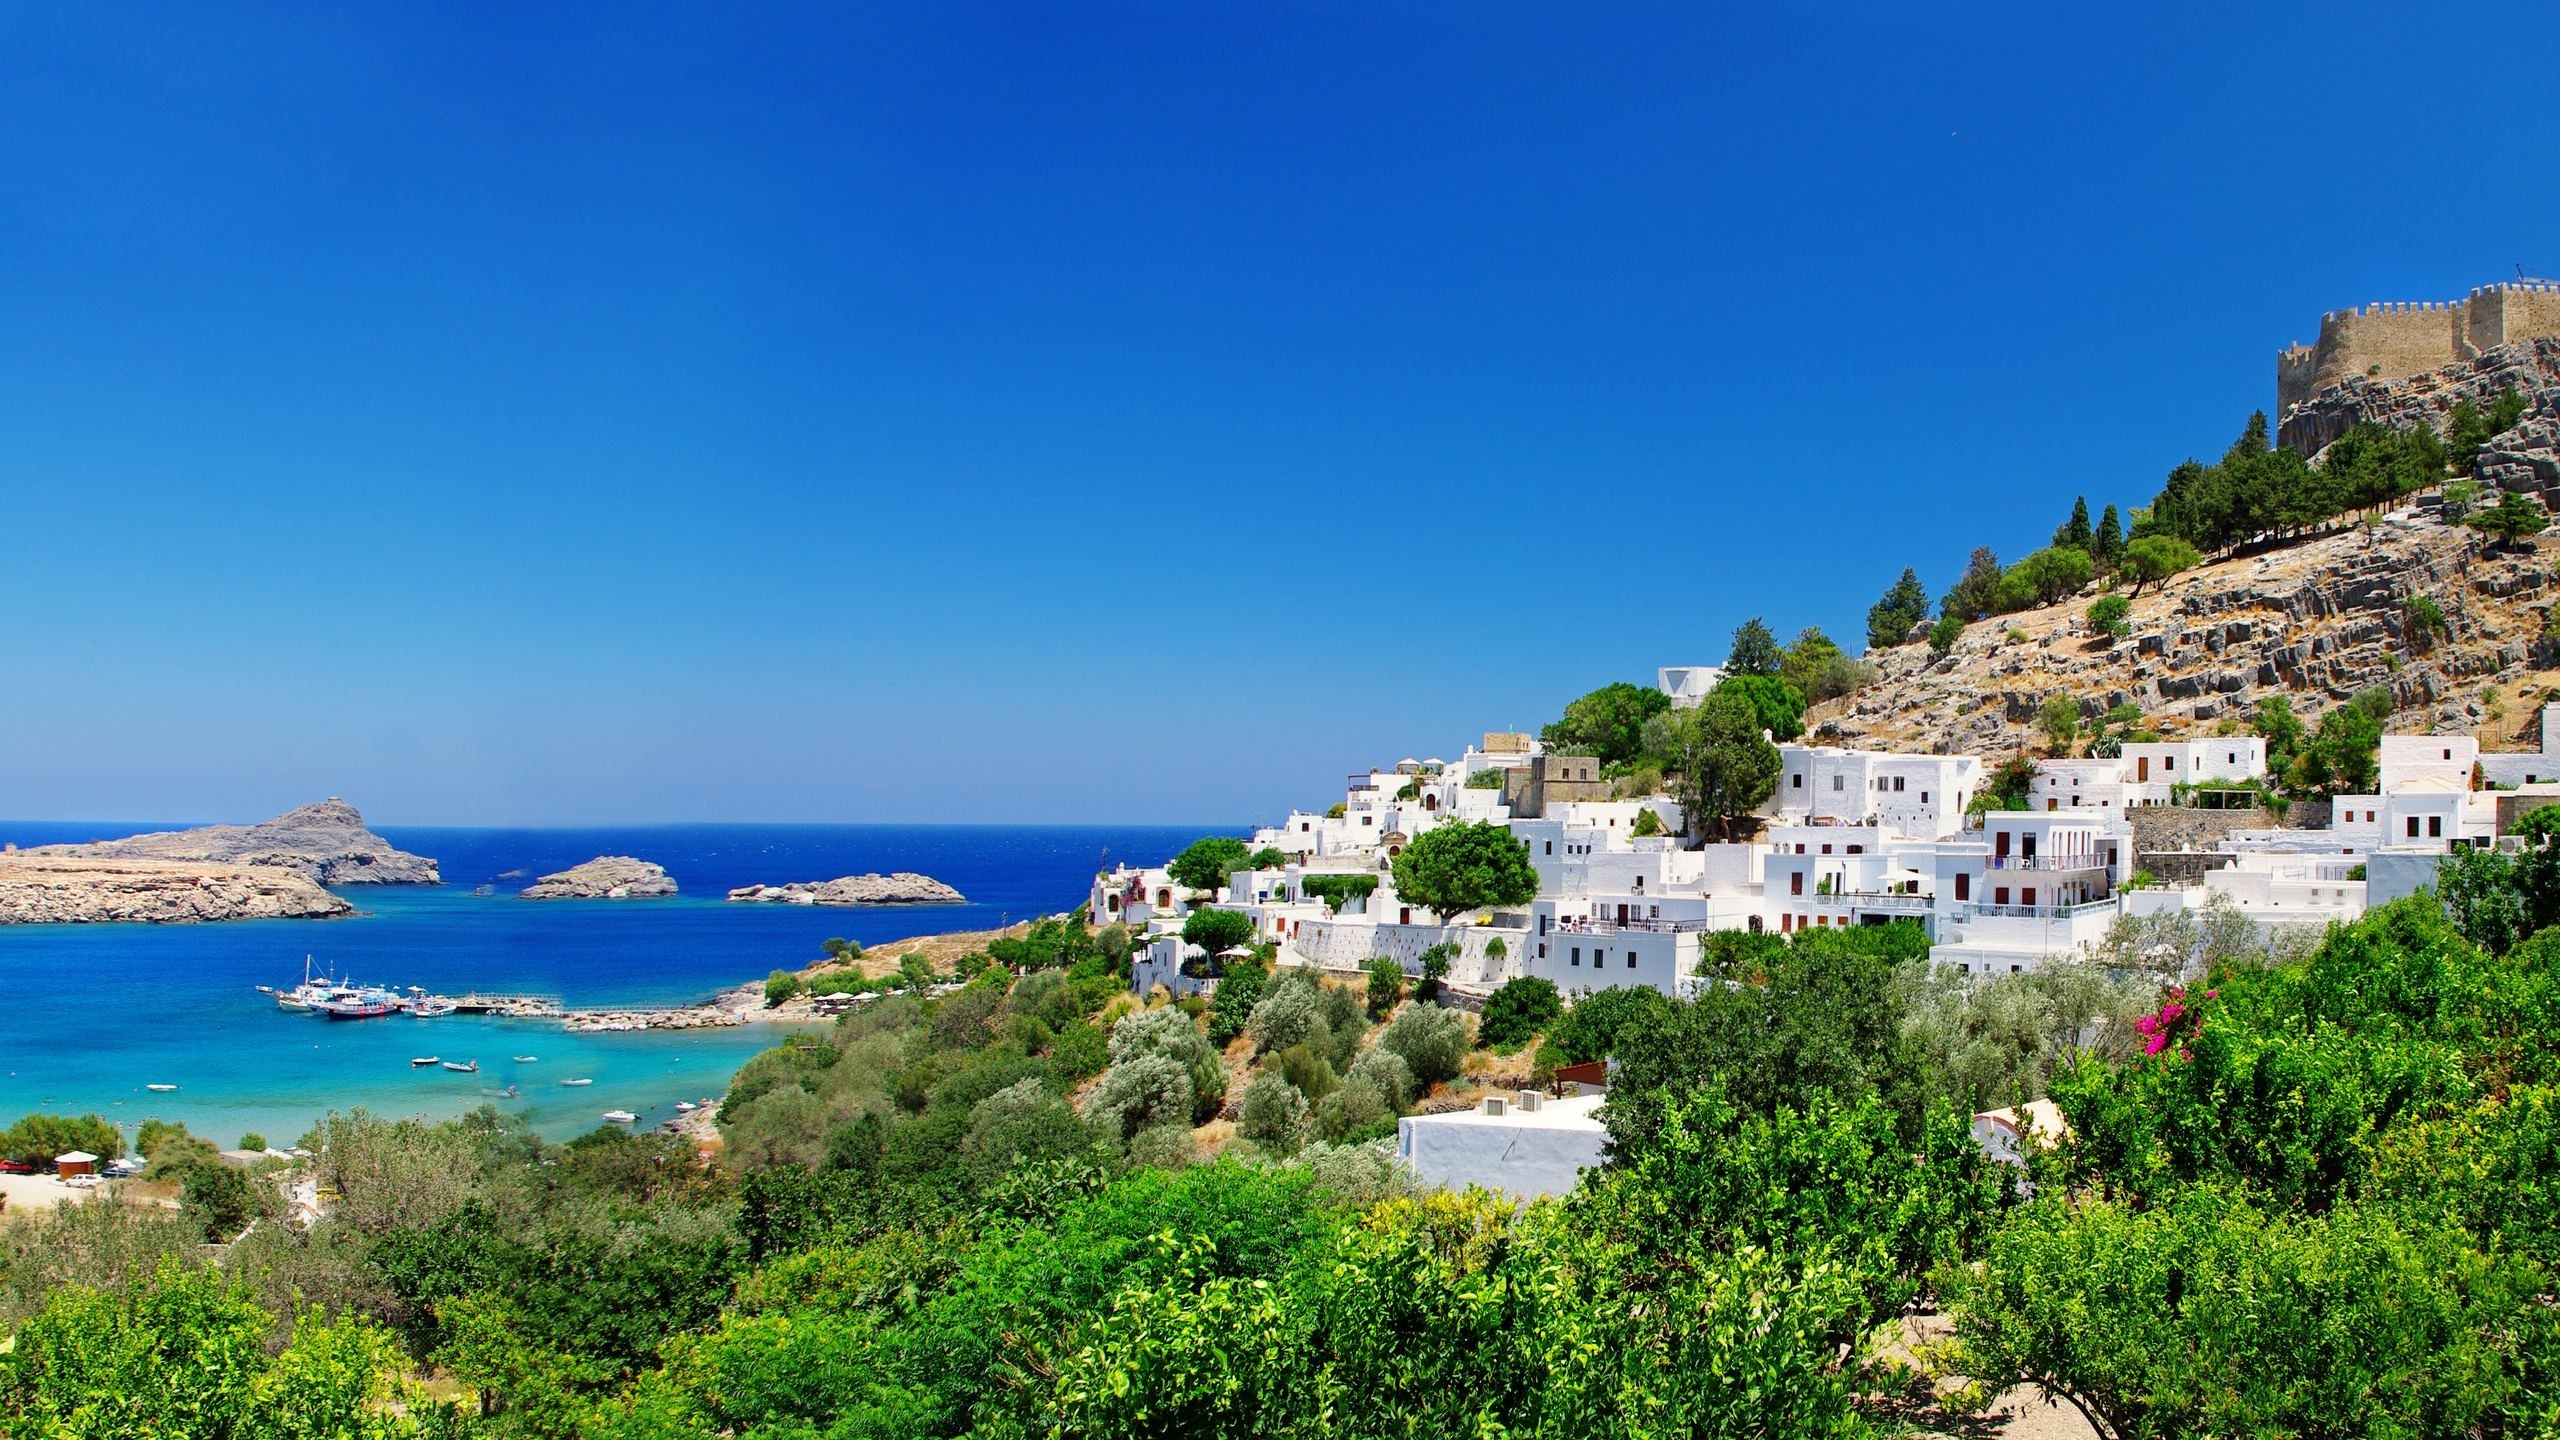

1726,617,1782,677
2094,505,2124,562
2054,496,2093,551
1940,547,2003,622
1865,567,1931,650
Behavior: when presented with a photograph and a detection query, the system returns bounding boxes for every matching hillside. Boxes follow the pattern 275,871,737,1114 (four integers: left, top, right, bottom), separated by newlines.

1812,513,2555,755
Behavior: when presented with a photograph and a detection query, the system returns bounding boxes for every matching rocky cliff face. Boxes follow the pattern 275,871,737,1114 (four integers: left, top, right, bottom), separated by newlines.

28,799,440,885
521,856,677,899
1816,516,2553,755
2279,336,2560,498
727,873,966,907
0,854,354,924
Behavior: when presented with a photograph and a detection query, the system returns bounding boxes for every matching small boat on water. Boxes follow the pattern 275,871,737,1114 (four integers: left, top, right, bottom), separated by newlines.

560,1077,593,1087
673,1100,697,1112
602,1110,638,1124
409,998,458,1018
480,1084,521,1099
511,1056,538,1063
265,955,344,1011
442,1060,479,1074
145,1084,178,1093
411,1057,440,1068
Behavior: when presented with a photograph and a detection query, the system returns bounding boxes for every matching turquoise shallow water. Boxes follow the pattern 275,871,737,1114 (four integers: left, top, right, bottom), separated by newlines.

0,822,1209,1147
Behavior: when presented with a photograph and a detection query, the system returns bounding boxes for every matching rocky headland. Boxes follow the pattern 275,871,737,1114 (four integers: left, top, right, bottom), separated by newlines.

520,856,677,899
726,872,966,907
27,799,440,886
0,854,354,925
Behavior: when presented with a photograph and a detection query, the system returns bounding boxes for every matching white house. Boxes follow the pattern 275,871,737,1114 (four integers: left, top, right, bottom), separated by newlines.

1657,665,1724,708
1397,1091,1609,1199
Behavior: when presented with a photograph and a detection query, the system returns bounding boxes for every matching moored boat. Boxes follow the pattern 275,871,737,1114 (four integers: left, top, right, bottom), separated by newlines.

145,1083,177,1093
442,1059,479,1073
602,1109,638,1124
560,1077,593,1087
511,1055,538,1063
411,1056,440,1067
673,1100,697,1112
318,987,401,1019
409,998,457,1018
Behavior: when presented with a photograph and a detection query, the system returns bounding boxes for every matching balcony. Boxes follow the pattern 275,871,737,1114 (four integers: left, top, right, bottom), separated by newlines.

1551,916,1715,935
1953,898,2118,921
1985,854,2109,872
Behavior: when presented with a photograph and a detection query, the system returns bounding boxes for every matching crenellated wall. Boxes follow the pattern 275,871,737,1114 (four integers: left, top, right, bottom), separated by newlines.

2278,283,2560,416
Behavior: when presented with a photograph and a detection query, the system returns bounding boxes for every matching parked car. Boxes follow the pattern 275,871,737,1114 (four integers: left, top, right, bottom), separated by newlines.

0,1159,38,1175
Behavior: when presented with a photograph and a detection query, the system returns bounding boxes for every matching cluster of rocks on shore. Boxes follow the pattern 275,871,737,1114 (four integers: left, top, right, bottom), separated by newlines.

727,872,966,906
519,856,678,899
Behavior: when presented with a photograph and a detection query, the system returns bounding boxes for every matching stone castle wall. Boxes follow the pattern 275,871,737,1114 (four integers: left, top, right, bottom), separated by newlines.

2278,283,2560,416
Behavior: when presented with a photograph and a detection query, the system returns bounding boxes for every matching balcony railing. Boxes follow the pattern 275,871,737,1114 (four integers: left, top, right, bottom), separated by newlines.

1985,854,2109,871
1551,916,1715,935
1954,898,2118,921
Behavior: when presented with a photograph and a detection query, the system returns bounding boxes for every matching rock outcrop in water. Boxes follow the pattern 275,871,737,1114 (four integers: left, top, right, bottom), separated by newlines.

520,856,677,899
26,799,440,885
727,873,966,907
0,853,354,924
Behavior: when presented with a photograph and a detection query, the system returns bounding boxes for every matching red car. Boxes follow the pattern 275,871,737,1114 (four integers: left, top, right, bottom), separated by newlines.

0,1159,38,1175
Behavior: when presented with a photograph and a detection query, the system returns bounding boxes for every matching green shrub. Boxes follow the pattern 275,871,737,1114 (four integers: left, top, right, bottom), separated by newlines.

1377,1004,1470,1088
1476,977,1563,1049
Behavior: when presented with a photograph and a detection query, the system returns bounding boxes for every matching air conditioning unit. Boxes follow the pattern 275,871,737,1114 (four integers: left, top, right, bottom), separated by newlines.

1516,1089,1544,1112
1482,1096,1508,1116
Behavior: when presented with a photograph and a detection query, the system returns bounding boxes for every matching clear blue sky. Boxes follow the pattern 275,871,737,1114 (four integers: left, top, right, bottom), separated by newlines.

5,4,2555,827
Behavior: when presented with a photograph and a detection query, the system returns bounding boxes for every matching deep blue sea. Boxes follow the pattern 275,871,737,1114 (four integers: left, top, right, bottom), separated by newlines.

0,823,1210,1148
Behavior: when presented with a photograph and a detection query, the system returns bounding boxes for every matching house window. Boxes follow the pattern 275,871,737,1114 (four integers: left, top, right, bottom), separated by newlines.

1628,953,1637,968
1921,791,1929,803
1847,844,1864,854
1790,873,1804,895
1538,942,1547,958
1821,844,1833,855
1791,773,1802,789
1995,887,2010,905
1893,776,1906,792
2023,887,2037,906
1571,947,1581,966
2407,817,2421,838
1954,873,1970,901
2429,816,2443,838
1546,841,1553,855
2444,748,2453,760
2165,757,2176,771
1831,775,1843,791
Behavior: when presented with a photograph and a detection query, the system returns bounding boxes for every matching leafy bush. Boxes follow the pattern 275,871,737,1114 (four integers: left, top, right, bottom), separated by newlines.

1247,973,1323,1055
1464,768,1508,790
1476,976,1563,1049
1363,957,1404,1020
1928,614,1965,654
1377,1003,1471,1088
1235,1071,1309,1154
1180,907,1255,959
1300,873,1378,913
763,968,804,1008
1167,835,1251,893
2086,593,2130,639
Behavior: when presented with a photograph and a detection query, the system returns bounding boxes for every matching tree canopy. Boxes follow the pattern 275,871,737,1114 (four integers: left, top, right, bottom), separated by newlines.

1539,681,1671,767
1389,820,1540,920
1166,835,1252,894
1725,616,1783,677
1865,567,1931,650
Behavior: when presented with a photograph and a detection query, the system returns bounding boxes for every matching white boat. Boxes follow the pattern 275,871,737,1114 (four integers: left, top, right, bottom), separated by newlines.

145,1083,177,1093
602,1109,638,1124
511,1055,538,1063
442,1060,479,1074
411,1057,440,1067
409,998,457,1018
673,1100,697,1112
560,1077,593,1087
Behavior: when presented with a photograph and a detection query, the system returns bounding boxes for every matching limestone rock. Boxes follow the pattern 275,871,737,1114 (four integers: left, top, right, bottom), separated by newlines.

0,854,354,924
27,799,440,885
520,856,677,900
727,873,966,907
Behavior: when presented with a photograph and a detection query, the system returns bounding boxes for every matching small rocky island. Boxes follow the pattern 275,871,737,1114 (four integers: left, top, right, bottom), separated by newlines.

520,856,678,899
0,853,353,925
26,798,440,886
727,872,966,907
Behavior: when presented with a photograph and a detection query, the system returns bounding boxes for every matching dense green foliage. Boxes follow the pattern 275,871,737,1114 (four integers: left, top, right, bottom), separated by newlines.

1474,975,1561,1049
1388,820,1538,920
0,1114,121,1166
1178,905,1255,959
1166,835,1252,894
1538,680,1671,767
1296,872,1377,913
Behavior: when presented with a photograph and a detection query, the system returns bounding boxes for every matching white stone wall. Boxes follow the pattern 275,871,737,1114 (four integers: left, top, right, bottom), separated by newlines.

2379,735,2479,793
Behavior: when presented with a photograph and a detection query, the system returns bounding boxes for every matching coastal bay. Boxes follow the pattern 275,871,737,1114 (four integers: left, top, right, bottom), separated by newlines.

0,821,1198,1144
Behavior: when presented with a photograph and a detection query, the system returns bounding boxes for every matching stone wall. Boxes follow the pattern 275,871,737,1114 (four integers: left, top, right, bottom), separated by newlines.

2278,284,2560,418
2274,336,2560,489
